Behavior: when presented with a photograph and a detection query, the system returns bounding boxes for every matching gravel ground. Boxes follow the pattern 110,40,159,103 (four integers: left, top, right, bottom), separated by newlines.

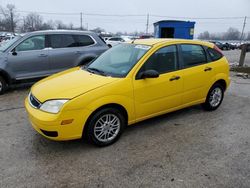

0,72,250,188
223,49,250,66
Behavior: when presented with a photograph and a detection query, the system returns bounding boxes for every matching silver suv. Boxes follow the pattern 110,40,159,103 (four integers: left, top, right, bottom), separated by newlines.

0,30,108,94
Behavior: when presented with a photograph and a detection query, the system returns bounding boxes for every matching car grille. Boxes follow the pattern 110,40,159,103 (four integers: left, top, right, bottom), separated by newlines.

29,93,41,109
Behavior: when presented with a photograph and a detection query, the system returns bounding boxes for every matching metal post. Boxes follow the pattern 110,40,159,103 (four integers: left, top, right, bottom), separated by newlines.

146,13,149,34
239,44,247,67
239,16,247,44
10,9,14,33
80,12,83,30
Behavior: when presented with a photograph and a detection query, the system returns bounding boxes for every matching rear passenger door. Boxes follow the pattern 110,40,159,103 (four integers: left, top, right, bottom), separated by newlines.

48,34,78,73
179,44,216,104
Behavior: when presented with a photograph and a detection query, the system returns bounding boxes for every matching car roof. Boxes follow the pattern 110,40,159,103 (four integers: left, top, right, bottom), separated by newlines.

130,38,214,48
24,30,96,36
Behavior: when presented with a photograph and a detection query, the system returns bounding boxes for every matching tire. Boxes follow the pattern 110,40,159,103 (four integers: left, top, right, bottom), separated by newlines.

0,76,7,95
85,108,126,147
202,83,224,111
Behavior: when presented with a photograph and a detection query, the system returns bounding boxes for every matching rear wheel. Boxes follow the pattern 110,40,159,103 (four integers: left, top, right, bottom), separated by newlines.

85,108,125,146
0,76,7,95
202,83,224,111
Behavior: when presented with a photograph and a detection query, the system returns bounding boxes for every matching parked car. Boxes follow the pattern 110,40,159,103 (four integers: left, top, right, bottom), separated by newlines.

0,30,108,94
105,36,130,47
25,39,230,146
209,41,231,50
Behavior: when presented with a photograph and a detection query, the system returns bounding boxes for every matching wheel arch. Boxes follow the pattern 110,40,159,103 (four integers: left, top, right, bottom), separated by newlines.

0,69,11,84
82,103,128,137
213,79,227,91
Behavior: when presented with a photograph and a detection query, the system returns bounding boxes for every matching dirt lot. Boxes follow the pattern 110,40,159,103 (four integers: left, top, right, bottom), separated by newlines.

1,52,250,187
223,49,250,66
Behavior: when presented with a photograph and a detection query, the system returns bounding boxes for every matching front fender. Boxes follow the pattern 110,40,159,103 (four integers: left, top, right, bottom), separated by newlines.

85,95,136,124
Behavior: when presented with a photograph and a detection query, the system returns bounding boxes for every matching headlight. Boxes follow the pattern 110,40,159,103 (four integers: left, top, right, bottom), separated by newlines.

40,100,68,114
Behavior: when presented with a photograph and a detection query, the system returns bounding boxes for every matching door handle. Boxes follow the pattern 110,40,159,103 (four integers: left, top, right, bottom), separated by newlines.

204,67,212,72
75,51,81,54
169,75,180,81
38,54,48,57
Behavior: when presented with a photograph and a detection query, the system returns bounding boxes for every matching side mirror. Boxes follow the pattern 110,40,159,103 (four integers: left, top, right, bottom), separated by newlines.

12,49,17,56
139,69,159,79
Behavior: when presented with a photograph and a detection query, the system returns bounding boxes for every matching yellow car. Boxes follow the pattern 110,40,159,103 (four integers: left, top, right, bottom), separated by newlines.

25,39,230,146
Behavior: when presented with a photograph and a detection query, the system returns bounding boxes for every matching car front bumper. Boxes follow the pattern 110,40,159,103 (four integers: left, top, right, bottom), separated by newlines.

25,98,92,141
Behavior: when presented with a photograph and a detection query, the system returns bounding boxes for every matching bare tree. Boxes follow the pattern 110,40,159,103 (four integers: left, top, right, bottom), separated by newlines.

0,4,19,32
223,27,240,40
198,31,210,39
90,27,105,34
55,20,68,29
22,13,43,32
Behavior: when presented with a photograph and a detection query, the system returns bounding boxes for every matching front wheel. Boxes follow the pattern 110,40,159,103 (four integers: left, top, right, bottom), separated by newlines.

202,84,224,111
0,76,7,95
85,108,126,146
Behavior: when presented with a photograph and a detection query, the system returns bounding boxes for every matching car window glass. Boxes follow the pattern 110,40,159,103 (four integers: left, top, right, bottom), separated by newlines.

181,44,206,68
16,35,45,52
50,34,77,48
76,35,95,46
138,45,178,75
207,47,223,61
87,44,150,77
110,38,120,41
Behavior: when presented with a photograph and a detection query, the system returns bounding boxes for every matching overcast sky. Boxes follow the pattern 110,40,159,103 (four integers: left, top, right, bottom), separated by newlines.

1,0,250,35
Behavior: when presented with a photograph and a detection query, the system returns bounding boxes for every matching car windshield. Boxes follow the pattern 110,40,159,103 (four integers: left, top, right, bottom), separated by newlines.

0,36,21,52
85,43,151,77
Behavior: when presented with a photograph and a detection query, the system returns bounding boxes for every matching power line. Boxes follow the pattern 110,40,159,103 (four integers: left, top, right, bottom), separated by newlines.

12,10,250,20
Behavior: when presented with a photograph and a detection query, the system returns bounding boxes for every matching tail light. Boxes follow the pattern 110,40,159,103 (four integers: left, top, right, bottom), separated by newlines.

213,45,223,56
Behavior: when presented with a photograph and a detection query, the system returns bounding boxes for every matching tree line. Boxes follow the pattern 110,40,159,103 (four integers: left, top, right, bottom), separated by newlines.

198,27,250,41
0,4,92,33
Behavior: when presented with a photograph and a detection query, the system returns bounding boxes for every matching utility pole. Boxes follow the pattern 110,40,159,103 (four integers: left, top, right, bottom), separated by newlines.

9,6,14,33
146,13,149,34
240,16,247,44
80,12,83,30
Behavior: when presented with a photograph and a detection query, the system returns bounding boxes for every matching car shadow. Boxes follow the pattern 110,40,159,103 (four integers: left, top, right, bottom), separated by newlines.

4,82,34,94
29,104,204,153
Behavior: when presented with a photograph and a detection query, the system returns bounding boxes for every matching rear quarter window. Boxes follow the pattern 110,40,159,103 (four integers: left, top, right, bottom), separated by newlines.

207,47,223,61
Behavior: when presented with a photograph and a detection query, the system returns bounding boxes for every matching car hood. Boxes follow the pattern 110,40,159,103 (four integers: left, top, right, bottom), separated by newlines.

31,67,119,103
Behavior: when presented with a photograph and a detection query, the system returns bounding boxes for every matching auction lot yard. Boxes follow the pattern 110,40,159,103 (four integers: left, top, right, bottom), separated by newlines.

1,50,250,187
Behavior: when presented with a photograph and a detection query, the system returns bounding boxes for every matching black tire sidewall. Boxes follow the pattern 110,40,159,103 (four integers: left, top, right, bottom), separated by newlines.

203,84,224,111
0,76,7,95
86,108,125,146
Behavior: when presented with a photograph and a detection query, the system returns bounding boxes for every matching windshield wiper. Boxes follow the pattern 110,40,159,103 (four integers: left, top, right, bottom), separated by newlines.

86,67,107,76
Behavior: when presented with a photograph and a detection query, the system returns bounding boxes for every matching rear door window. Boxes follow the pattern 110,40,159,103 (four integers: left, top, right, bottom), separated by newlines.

180,44,207,68
75,35,95,46
50,34,77,49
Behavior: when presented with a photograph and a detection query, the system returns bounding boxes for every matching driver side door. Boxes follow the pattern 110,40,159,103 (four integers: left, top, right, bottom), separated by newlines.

7,35,50,80
133,45,183,120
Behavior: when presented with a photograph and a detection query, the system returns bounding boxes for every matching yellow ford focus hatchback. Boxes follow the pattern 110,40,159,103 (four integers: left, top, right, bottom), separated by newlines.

25,39,230,146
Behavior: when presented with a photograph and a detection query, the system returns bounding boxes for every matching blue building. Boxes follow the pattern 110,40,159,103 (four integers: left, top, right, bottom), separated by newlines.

154,20,196,39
